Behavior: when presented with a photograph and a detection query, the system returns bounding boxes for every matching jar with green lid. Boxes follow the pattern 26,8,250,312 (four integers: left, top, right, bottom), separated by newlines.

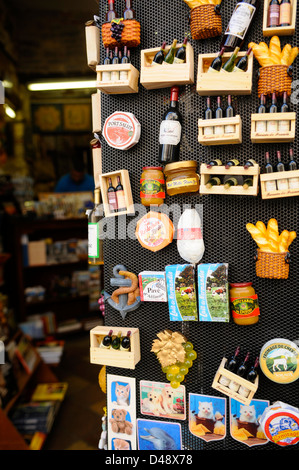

164,161,199,196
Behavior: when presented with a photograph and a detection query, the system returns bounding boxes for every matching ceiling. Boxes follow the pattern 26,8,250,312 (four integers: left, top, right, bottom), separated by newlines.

8,0,101,81
10,0,99,13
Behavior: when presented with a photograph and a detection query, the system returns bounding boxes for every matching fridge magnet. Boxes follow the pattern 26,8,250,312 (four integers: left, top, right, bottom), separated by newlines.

197,263,230,322
138,271,167,302
151,329,197,388
137,419,182,451
107,374,137,450
230,398,269,447
104,264,141,319
165,264,198,321
140,380,186,420
189,393,226,442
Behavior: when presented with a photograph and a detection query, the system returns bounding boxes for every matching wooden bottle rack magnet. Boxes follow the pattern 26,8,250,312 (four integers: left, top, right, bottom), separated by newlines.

90,326,141,370
140,43,194,90
263,0,297,36
99,169,135,217
260,169,299,199
198,115,242,146
96,64,139,94
200,164,260,196
196,51,253,96
85,21,100,70
91,91,101,133
212,358,258,406
251,112,296,143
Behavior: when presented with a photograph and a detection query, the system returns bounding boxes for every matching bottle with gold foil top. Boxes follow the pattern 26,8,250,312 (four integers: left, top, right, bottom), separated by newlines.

88,188,104,266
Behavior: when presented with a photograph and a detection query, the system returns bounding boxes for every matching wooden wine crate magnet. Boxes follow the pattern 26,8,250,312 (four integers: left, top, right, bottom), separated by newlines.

85,20,100,70
212,358,258,406
99,169,135,217
96,63,139,94
90,326,141,370
251,112,296,143
198,115,242,146
200,163,260,196
263,0,297,36
140,43,194,90
196,51,253,96
260,169,299,199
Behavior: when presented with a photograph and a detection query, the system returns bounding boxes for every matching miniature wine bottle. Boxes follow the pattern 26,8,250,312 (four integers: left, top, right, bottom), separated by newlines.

233,47,252,72
208,48,225,72
112,331,122,350
206,177,221,189
256,94,267,134
278,91,290,133
152,41,166,65
276,150,288,191
225,159,239,169
288,148,299,189
107,178,118,212
221,47,240,73
264,152,277,192
267,92,278,133
224,95,235,134
229,352,250,392
173,37,188,64
99,330,113,349
219,346,241,386
120,331,131,351
206,159,222,169
163,39,177,65
214,96,224,135
203,97,214,136
238,357,259,398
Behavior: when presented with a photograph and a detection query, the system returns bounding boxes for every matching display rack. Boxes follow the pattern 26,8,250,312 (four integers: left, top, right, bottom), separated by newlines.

96,0,299,452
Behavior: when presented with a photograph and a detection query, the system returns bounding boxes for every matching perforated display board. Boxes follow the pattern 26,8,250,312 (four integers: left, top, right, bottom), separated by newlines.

99,0,299,451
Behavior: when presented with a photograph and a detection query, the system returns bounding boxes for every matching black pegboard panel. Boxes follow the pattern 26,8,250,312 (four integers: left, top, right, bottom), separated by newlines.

99,0,299,451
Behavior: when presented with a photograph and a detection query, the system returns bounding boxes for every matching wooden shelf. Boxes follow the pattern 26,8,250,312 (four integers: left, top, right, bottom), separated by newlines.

212,358,258,406
140,43,194,90
196,51,253,96
200,164,260,196
251,112,296,143
90,326,141,370
198,115,242,146
263,0,296,36
260,169,299,199
96,64,139,94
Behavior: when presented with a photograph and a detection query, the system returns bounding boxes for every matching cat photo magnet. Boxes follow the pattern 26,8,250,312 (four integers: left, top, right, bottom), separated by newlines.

189,393,226,442
140,381,186,420
107,374,137,450
230,398,270,447
137,419,182,451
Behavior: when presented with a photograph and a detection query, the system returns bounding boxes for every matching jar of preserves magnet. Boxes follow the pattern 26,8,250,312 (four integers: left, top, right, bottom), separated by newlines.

164,161,199,196
229,282,260,325
140,167,165,206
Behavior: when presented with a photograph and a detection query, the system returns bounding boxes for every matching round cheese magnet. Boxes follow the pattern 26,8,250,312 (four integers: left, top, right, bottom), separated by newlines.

259,338,299,384
259,401,299,446
103,111,141,150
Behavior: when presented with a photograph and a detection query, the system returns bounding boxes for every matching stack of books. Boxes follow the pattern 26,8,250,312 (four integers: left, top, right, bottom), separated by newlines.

10,401,59,435
35,339,65,365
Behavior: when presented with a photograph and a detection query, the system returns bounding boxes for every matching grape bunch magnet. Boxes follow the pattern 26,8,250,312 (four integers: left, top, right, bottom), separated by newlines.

151,329,197,389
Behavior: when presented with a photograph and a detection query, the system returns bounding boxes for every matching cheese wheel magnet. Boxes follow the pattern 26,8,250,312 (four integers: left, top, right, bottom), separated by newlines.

259,338,299,384
136,212,174,252
103,111,141,150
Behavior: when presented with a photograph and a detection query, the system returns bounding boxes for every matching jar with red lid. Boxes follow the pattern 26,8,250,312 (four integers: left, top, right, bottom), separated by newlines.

229,282,260,325
140,166,165,206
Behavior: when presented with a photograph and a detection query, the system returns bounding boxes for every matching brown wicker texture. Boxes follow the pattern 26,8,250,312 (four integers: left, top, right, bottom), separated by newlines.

101,19,141,49
258,65,292,98
255,249,290,279
190,4,222,40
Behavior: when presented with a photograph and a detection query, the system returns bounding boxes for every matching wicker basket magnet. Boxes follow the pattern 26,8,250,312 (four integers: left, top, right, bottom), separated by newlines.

189,4,222,40
258,65,292,98
102,19,141,49
255,249,290,279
